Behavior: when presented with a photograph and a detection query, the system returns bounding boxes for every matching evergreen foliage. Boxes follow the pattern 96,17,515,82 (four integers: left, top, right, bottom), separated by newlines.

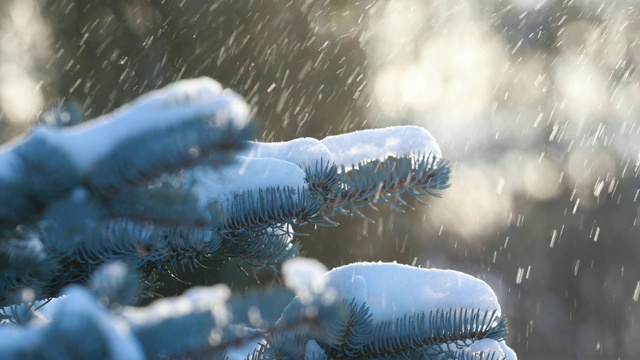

0,78,513,359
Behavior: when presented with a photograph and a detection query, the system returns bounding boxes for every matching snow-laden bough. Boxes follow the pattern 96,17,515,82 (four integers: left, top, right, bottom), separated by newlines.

275,260,516,360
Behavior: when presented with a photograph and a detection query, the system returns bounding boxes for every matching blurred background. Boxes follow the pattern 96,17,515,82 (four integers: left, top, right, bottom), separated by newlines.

1,0,639,358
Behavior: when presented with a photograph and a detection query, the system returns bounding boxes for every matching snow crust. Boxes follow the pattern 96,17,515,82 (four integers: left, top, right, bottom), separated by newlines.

321,126,441,169
243,125,441,171
241,138,332,167
322,261,500,322
189,156,307,211
35,78,250,175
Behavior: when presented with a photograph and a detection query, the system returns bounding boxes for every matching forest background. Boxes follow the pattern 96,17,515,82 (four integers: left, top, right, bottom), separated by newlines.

1,0,639,358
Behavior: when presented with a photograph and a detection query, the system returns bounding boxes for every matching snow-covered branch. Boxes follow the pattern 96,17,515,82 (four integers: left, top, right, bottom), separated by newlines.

0,77,515,359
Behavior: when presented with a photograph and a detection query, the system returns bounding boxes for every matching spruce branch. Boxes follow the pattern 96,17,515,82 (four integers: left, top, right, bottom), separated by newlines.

322,299,375,358
361,309,507,358
0,77,516,359
0,77,253,229
0,74,449,304
322,154,450,218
